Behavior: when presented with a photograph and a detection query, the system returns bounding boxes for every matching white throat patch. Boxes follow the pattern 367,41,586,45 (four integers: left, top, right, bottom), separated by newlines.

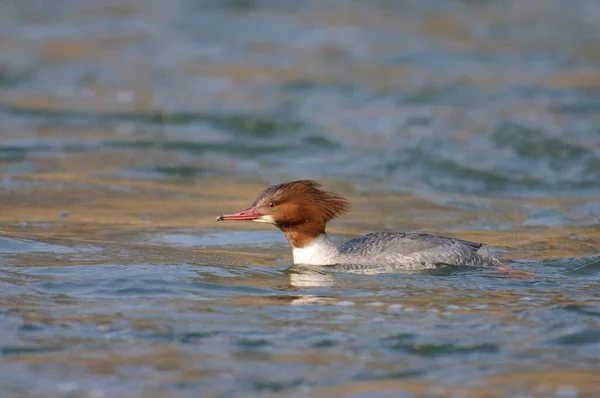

252,215,274,224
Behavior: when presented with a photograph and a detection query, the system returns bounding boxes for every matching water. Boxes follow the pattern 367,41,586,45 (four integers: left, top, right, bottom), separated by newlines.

1,0,600,396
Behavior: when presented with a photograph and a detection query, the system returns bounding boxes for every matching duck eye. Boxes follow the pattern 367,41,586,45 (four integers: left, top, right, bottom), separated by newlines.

268,202,275,208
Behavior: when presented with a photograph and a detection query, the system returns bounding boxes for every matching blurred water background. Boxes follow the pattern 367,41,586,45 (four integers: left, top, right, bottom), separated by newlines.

1,0,600,397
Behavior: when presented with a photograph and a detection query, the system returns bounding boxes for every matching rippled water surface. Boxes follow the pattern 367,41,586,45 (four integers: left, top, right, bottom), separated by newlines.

1,0,600,397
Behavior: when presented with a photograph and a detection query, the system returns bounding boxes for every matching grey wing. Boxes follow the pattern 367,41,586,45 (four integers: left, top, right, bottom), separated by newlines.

338,232,480,255
337,232,500,266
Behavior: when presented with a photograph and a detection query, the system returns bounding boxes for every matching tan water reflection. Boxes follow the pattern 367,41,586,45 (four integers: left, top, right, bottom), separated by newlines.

2,166,598,257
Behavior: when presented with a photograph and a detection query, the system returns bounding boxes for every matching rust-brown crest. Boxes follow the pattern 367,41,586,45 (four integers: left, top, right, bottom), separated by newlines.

255,180,349,225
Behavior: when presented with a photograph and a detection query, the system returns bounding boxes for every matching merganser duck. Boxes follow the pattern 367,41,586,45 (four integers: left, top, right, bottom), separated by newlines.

217,180,508,270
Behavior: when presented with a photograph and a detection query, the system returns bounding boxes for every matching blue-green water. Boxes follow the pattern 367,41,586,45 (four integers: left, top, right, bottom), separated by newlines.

1,1,600,397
